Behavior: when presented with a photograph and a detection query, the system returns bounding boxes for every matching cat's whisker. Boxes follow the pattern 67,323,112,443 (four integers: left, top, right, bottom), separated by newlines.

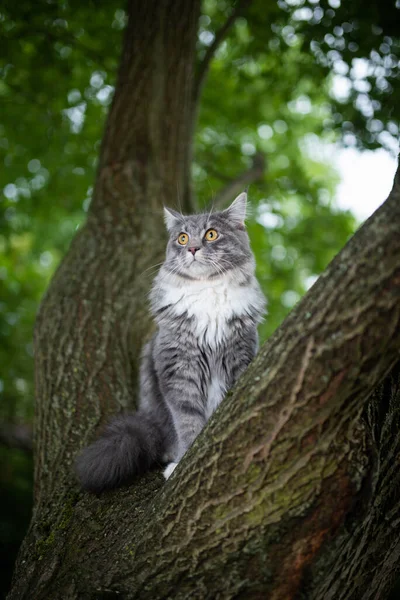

206,257,226,278
176,182,184,219
205,178,215,207
206,202,215,227
158,260,185,281
139,261,168,278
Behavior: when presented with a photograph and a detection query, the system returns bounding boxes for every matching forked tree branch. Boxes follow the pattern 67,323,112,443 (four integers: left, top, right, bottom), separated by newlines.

193,0,254,105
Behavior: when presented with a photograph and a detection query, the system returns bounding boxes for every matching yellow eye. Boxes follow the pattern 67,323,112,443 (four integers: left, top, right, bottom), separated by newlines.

178,233,189,245
205,229,218,242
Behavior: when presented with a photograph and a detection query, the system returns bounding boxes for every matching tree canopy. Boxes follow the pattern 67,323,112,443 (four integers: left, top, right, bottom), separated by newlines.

0,0,399,596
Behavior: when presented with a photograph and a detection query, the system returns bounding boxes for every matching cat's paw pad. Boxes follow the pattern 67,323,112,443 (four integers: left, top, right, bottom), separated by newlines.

163,462,178,480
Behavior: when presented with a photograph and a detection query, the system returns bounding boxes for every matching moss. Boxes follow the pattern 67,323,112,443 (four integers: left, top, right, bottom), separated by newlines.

34,492,81,560
322,458,338,479
57,491,80,530
125,543,136,557
245,502,271,527
213,504,231,520
247,463,262,484
58,504,74,530
35,530,55,560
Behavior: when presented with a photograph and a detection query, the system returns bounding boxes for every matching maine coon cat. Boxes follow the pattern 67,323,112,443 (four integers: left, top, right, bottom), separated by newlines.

76,192,266,491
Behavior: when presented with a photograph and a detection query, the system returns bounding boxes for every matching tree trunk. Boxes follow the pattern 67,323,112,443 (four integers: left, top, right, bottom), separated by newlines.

7,1,400,598
32,0,200,511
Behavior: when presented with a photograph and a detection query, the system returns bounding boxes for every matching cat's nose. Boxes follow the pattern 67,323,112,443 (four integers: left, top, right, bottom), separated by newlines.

188,247,200,256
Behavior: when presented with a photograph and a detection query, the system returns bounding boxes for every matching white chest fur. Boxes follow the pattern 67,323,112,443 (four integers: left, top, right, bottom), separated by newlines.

156,276,258,347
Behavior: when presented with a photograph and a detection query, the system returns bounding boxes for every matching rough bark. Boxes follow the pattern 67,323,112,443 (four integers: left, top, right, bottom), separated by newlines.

7,0,400,598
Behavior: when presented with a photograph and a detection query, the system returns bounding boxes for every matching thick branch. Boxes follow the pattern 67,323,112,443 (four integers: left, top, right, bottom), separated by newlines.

110,160,400,600
212,151,266,208
193,0,254,106
94,0,200,216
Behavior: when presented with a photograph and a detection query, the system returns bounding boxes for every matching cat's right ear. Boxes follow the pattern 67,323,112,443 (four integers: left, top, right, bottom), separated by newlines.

223,192,247,229
163,207,181,232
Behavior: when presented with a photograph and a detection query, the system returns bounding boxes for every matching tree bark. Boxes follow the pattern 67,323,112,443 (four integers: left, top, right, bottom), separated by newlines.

7,0,400,598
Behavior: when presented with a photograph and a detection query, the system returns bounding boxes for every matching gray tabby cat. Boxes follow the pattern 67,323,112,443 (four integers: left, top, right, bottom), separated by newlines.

76,192,266,491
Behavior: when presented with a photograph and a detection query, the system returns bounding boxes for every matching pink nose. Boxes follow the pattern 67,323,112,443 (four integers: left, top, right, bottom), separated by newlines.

188,247,200,256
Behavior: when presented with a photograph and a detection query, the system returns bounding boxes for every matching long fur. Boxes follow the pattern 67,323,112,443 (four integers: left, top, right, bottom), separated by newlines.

75,411,164,492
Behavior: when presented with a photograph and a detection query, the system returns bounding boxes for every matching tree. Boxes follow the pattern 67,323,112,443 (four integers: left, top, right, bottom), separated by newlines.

2,0,362,592
5,0,400,598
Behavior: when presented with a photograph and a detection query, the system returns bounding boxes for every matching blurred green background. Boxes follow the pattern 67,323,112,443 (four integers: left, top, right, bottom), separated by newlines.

0,0,398,596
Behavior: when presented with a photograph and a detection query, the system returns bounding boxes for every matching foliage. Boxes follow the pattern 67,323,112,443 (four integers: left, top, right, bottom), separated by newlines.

1,0,123,422
0,0,398,591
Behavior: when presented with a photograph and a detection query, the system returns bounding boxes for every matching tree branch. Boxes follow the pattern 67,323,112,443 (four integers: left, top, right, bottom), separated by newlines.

110,159,400,600
212,151,266,208
193,0,254,105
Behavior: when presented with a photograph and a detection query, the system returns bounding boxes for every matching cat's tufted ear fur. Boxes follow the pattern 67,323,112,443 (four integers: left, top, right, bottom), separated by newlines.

163,207,182,232
224,192,247,228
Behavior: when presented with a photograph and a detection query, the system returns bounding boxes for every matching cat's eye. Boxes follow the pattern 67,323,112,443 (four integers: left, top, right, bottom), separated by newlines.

205,229,218,242
178,233,189,245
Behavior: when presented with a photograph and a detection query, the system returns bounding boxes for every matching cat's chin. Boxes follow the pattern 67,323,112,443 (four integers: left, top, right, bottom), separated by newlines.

181,261,227,280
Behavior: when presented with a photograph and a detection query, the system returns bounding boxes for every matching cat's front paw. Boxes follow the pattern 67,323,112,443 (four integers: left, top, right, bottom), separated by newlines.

163,462,178,480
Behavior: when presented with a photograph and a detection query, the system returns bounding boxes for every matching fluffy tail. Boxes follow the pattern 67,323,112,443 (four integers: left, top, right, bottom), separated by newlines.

75,411,164,493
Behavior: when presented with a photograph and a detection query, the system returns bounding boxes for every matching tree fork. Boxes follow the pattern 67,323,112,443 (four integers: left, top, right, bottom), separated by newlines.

8,153,400,597
7,0,400,595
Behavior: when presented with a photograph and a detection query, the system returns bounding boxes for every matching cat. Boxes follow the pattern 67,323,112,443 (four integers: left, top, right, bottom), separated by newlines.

75,192,266,491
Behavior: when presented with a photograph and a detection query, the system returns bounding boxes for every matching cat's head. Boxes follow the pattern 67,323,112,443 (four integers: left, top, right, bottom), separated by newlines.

162,193,253,280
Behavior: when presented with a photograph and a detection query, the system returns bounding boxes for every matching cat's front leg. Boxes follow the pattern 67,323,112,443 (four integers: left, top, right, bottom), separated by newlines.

225,320,259,389
163,461,178,479
157,356,207,479
163,391,206,479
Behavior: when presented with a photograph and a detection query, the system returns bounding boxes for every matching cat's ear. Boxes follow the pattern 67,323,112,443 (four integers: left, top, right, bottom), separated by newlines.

163,207,181,232
224,192,247,228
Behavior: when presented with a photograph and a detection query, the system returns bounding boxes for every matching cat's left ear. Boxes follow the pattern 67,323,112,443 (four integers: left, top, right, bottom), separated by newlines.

163,207,182,232
224,192,247,228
